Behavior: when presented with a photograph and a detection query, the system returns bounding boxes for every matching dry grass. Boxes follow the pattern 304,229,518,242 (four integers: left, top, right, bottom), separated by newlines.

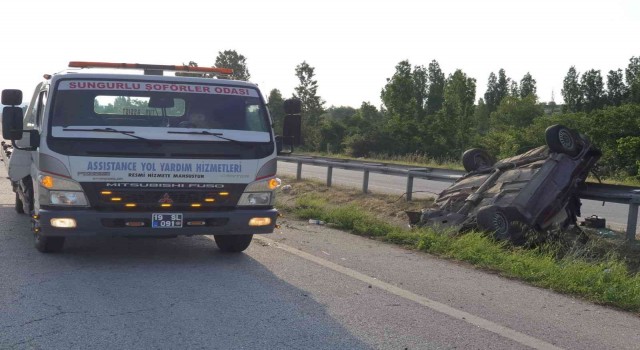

277,176,433,228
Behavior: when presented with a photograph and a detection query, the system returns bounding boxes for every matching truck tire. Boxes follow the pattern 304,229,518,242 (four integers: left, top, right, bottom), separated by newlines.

476,206,525,243
15,193,24,214
214,234,253,253
462,148,494,172
545,124,579,156
34,234,65,253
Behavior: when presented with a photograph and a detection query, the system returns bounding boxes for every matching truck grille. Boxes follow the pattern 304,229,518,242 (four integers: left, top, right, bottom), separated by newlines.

81,183,245,211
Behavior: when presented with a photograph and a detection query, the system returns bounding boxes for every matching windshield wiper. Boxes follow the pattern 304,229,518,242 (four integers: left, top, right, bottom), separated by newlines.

62,127,160,145
168,130,250,148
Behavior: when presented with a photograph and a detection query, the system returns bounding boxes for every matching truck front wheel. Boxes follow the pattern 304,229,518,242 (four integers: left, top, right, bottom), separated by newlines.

15,193,24,214
214,234,253,253
34,234,65,253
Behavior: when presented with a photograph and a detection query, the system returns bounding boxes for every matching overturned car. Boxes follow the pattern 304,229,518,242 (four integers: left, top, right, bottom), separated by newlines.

410,124,602,242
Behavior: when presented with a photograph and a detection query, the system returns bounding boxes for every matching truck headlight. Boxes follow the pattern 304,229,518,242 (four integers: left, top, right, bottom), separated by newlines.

38,173,89,207
49,191,88,206
237,177,279,206
238,192,272,206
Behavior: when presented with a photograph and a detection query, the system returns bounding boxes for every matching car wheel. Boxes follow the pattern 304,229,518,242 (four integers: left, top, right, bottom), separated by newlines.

462,148,494,172
545,124,579,156
476,205,527,244
34,234,65,253
214,234,253,253
15,193,24,214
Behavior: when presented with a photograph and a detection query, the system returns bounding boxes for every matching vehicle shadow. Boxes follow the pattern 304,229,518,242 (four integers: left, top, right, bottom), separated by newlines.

0,206,373,350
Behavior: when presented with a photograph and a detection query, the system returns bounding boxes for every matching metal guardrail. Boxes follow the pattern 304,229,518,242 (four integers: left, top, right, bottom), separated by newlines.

278,155,640,240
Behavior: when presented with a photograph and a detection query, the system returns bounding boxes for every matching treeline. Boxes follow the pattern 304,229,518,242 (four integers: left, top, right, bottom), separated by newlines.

196,50,640,180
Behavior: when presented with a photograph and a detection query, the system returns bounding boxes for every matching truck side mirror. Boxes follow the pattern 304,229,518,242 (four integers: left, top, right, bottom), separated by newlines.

276,135,293,155
2,107,24,140
2,89,25,140
1,89,23,105
283,98,301,115
282,98,302,147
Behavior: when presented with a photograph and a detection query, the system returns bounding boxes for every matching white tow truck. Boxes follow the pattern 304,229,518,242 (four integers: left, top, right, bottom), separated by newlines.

1,61,301,253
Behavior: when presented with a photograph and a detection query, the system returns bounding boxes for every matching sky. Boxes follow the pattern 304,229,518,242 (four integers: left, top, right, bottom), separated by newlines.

1,0,638,108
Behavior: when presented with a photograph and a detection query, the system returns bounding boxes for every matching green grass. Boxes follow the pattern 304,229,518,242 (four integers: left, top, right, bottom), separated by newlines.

279,193,640,312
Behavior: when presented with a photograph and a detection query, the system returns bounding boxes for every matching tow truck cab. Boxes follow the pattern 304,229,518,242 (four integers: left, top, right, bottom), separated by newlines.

1,61,302,253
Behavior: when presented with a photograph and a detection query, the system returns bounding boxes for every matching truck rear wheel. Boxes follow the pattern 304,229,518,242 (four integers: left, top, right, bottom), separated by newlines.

214,234,253,253
34,234,65,253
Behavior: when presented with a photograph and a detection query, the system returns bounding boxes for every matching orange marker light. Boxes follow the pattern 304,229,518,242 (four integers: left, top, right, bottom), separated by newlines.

268,178,281,190
101,191,112,195
40,176,54,189
111,197,122,201
161,203,172,208
219,192,229,196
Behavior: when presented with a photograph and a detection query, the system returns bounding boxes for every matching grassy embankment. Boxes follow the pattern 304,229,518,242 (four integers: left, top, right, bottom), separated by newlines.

276,177,640,313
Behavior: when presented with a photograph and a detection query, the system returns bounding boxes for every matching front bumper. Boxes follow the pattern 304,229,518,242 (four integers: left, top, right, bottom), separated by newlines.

34,208,279,237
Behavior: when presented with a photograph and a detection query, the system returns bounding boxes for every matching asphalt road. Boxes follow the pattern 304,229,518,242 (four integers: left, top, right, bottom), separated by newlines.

277,161,640,235
2,165,640,349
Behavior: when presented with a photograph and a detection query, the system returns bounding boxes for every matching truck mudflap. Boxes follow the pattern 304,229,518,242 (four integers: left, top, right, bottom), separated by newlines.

33,208,279,237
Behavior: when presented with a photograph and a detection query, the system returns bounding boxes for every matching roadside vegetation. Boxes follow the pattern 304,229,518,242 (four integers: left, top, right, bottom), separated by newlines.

276,177,640,312
194,50,640,185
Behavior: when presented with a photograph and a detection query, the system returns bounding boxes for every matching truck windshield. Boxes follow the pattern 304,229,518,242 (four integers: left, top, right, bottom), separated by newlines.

50,80,270,132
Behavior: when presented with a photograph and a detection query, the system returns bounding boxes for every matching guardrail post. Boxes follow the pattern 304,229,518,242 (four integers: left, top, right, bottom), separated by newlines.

296,161,302,181
363,170,369,193
626,195,640,241
327,166,333,187
406,173,414,201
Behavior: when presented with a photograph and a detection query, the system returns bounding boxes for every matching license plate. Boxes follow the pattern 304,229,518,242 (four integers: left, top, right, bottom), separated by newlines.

152,213,183,228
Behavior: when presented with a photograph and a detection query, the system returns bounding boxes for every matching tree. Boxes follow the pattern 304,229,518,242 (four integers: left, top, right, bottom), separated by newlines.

626,56,640,104
496,69,510,104
294,61,325,117
267,89,285,134
509,80,519,97
426,60,445,115
491,94,543,129
606,69,627,106
214,50,251,81
484,69,510,113
562,66,582,113
519,72,537,99
294,61,325,148
436,69,476,154
474,98,490,135
380,60,430,154
484,72,499,113
581,69,605,112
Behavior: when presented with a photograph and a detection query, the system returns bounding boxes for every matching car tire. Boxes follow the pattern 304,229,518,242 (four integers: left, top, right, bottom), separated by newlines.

214,234,253,253
476,206,525,243
545,124,579,156
462,148,494,172
15,193,24,214
34,234,65,253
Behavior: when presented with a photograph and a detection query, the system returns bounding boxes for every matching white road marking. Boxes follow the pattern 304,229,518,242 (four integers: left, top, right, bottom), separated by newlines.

242,235,565,350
